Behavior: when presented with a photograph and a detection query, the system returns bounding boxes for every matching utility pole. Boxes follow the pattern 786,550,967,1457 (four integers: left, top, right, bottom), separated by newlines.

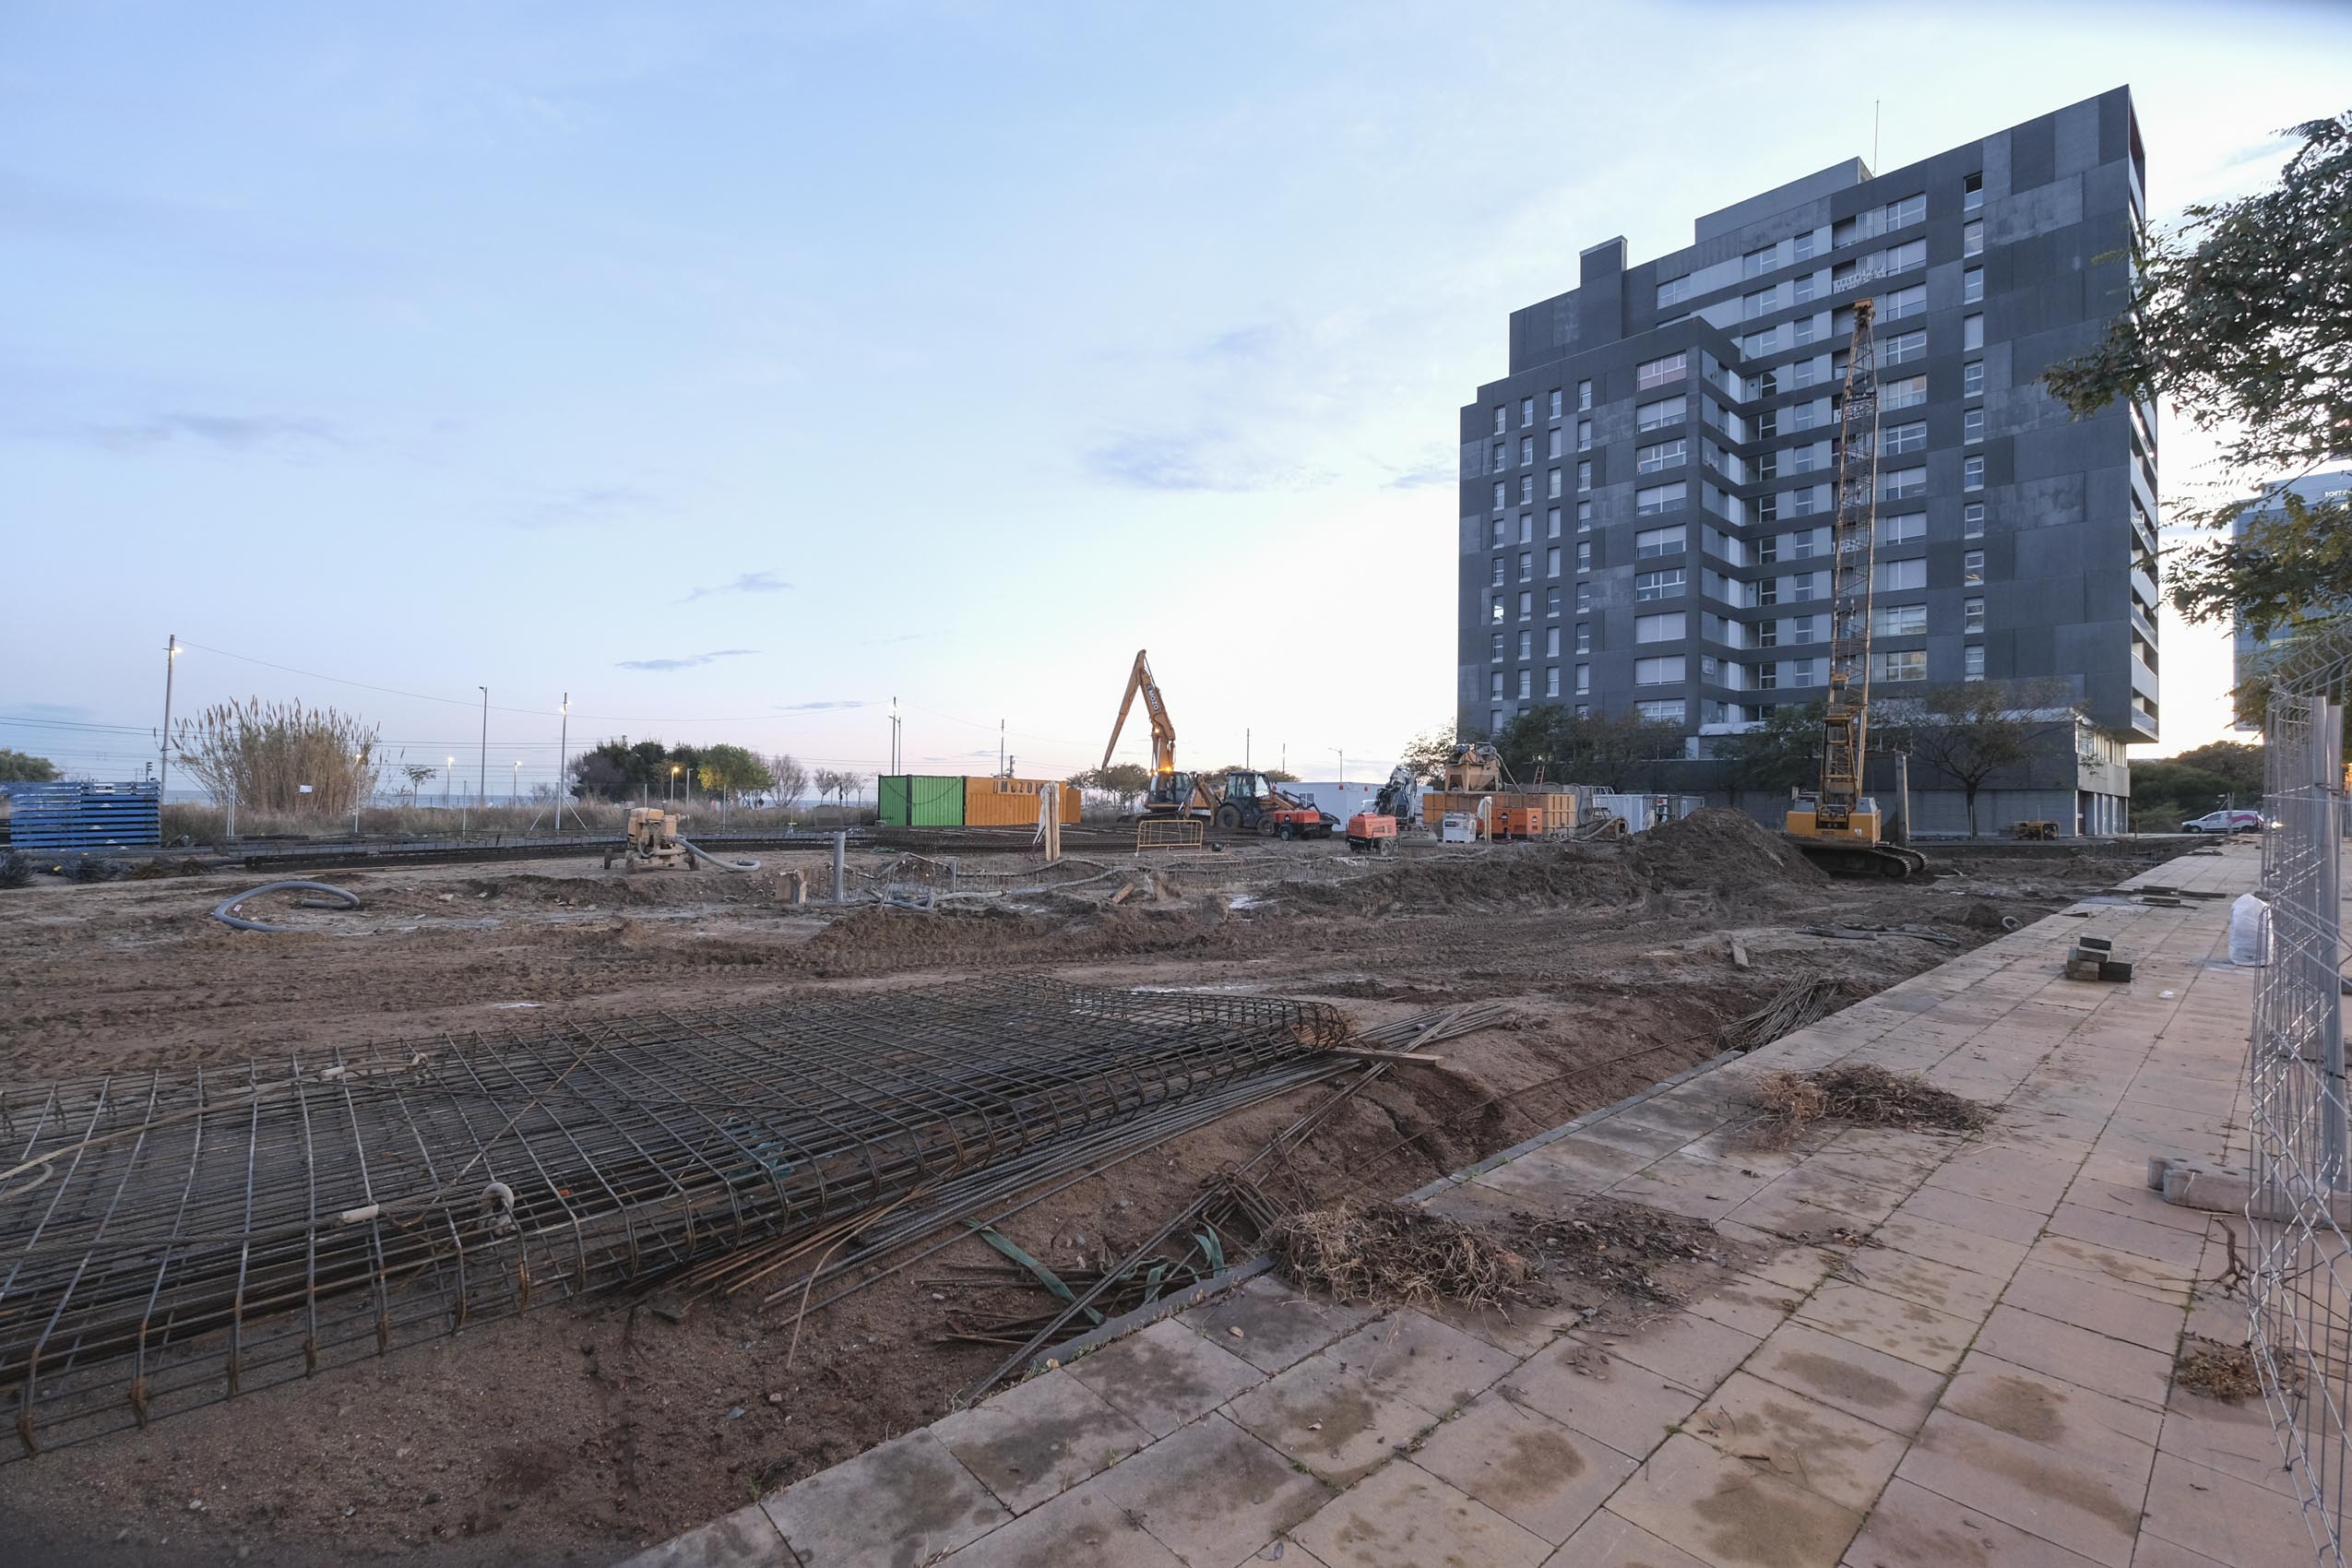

512,760,521,804
556,693,570,832
158,634,181,802
1246,728,1252,770
1000,719,1005,778
477,686,489,812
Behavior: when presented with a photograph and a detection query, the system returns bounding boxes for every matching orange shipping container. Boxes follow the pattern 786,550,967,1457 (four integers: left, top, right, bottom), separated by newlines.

962,776,1081,826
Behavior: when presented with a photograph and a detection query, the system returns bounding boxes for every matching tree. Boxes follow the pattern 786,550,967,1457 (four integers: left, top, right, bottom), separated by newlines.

1398,723,1460,782
1067,764,1151,812
1496,707,1684,790
2044,110,2352,637
1715,702,1826,801
2131,739,2267,827
0,749,60,783
171,699,383,814
1876,679,2076,837
768,753,811,808
695,743,775,803
398,763,438,803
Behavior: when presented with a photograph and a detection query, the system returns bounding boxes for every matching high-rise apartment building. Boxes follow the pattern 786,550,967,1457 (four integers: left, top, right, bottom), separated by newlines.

1457,88,2156,747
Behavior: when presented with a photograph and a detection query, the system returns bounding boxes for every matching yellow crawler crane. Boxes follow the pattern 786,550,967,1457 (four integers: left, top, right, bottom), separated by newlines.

1785,296,1928,878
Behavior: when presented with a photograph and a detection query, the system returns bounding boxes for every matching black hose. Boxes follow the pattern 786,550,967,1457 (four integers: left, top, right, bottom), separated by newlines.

212,880,362,932
676,837,759,873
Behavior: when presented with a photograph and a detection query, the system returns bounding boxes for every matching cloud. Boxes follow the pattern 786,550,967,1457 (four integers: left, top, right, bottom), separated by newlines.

1084,433,1333,493
1384,455,1457,490
615,648,758,671
515,484,652,530
89,412,336,451
682,570,792,601
775,699,867,712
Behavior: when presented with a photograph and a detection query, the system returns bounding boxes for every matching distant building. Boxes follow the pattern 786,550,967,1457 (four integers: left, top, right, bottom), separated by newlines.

2231,468,2352,729
1458,88,2158,748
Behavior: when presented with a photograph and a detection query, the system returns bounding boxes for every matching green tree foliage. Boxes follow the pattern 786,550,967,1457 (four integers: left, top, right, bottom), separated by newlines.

1874,680,2077,837
695,743,775,802
569,740,770,802
1495,707,1684,790
1067,764,1152,810
1397,723,1460,782
2044,111,2352,636
2131,740,2265,829
1714,702,1826,798
0,749,61,783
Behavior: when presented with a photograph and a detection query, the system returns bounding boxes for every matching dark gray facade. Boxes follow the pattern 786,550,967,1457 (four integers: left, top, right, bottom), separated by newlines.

1458,88,2157,747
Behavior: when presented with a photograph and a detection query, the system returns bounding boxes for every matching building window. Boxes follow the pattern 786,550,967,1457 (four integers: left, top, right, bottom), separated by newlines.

1545,666,1561,698
1575,540,1593,572
1963,455,1985,492
1547,546,1561,577
1575,623,1591,654
1492,442,1506,471
1493,407,1506,434
1549,388,1562,419
1877,329,1927,367
1491,557,1505,588
1876,512,1926,546
1492,481,1505,511
1873,650,1928,683
1883,421,1928,456
1520,396,1535,427
1963,549,1985,586
1657,274,1694,307
1489,595,1503,624
1548,426,1562,458
1520,434,1535,465
1575,583,1592,612
1964,172,1984,212
1635,612,1686,643
1491,631,1503,661
1635,396,1686,433
1964,314,1985,351
1634,524,1687,558
1577,380,1593,411
1491,518,1506,547
1636,699,1686,724
1518,669,1531,699
1963,220,1985,256
1965,409,1985,444
1635,352,1687,390
1963,503,1985,538
1872,603,1928,637
1964,645,1985,682
1519,513,1533,544
1963,267,1984,304
1634,655,1685,686
1743,285,1778,320
1576,500,1592,530
1521,474,1536,504
1963,361,1984,399
1881,374,1927,411
1575,664,1591,695
1576,420,1592,452
1634,438,1687,474
1964,597,1986,632
1577,461,1592,493
1518,629,1532,660
1546,625,1561,658
1546,587,1561,617
1547,506,1562,538
1879,467,1927,501
1519,590,1532,619
1875,557,1927,591
1544,469,1561,499
1518,551,1533,582
1794,270,1821,304
1634,567,1686,601
1635,481,1687,516
1880,284,1927,322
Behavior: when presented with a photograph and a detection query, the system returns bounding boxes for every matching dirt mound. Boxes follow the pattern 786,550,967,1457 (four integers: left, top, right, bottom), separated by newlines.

1636,807,1826,891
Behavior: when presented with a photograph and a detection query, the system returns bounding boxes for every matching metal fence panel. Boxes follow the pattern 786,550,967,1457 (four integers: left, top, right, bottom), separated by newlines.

2252,625,2352,1567
0,781,161,849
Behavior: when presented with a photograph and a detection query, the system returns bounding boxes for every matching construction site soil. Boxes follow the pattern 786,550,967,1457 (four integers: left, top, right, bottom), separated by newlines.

0,814,2194,1568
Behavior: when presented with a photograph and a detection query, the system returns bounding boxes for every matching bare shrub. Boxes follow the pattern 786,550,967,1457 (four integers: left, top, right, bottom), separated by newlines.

172,700,384,815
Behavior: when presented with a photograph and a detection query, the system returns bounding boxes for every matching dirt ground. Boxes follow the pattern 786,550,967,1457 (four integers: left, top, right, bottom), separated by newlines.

0,817,2197,1568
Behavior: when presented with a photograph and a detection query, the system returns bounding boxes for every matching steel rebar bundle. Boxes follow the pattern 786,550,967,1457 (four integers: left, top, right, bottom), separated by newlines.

0,978,1341,1458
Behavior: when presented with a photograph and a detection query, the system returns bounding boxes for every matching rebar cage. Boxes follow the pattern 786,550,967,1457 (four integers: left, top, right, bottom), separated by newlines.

0,978,1342,1458
2253,621,2352,1568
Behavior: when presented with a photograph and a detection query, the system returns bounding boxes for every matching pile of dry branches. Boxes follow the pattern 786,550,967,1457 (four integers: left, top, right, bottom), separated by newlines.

1717,975,1853,1053
1746,1063,1991,1149
1270,1202,1538,1312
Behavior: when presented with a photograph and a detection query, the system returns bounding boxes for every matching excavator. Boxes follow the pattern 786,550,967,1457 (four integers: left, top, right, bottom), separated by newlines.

1100,650,1334,837
1783,297,1929,880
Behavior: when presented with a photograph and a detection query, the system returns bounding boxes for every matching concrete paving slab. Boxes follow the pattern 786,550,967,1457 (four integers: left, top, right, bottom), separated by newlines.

1973,1305,2175,1411
1841,1476,2108,1568
1684,1370,1908,1512
2156,1392,2301,1500
1747,1319,1949,1435
1603,1310,1763,1391
1289,1457,1551,1568
1090,1412,1330,1568
1605,1432,1866,1568
1320,1308,1519,1418
1182,1274,1372,1377
1225,1348,1440,1485
612,1502,791,1568
1940,1356,2163,1482
761,1427,1010,1568
930,1367,1152,1515
2137,1450,2316,1568
1794,1278,1980,1373
1840,1244,2010,1320
1997,1264,2187,1353
1893,1410,2149,1568
934,1474,1184,1568
1501,1338,1707,1461
1547,1508,1716,1568
1408,1389,1637,1545
1064,1317,1265,1438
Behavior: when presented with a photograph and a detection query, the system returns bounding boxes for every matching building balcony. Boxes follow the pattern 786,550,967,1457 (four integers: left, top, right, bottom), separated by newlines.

2131,603,2158,646
2131,565,2159,608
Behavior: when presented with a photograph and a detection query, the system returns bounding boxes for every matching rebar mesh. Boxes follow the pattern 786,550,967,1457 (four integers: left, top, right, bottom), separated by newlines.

2252,622,2352,1567
0,978,1341,1458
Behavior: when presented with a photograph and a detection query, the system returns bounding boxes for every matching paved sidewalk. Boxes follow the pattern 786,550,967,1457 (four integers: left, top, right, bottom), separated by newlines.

626,844,2304,1568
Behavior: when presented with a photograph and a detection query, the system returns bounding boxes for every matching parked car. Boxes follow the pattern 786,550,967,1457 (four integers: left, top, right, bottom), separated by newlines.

2181,809,2263,834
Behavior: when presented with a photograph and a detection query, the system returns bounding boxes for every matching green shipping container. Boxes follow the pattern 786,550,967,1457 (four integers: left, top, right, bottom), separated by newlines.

877,775,965,827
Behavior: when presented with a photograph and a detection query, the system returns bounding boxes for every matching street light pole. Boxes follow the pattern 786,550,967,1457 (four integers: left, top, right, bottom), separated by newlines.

556,693,570,832
513,760,521,804
158,634,180,802
477,686,489,812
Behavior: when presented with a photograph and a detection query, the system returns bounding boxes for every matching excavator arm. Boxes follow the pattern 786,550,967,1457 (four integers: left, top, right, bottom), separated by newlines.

1101,649,1178,779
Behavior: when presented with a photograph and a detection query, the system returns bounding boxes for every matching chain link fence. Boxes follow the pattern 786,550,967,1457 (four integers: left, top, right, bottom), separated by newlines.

2252,622,2352,1567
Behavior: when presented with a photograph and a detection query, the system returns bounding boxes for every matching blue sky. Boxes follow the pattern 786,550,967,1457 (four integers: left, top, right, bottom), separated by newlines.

6,1,2349,795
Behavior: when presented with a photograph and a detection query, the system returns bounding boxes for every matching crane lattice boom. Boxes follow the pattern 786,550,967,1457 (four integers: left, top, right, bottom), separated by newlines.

1814,297,1883,832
